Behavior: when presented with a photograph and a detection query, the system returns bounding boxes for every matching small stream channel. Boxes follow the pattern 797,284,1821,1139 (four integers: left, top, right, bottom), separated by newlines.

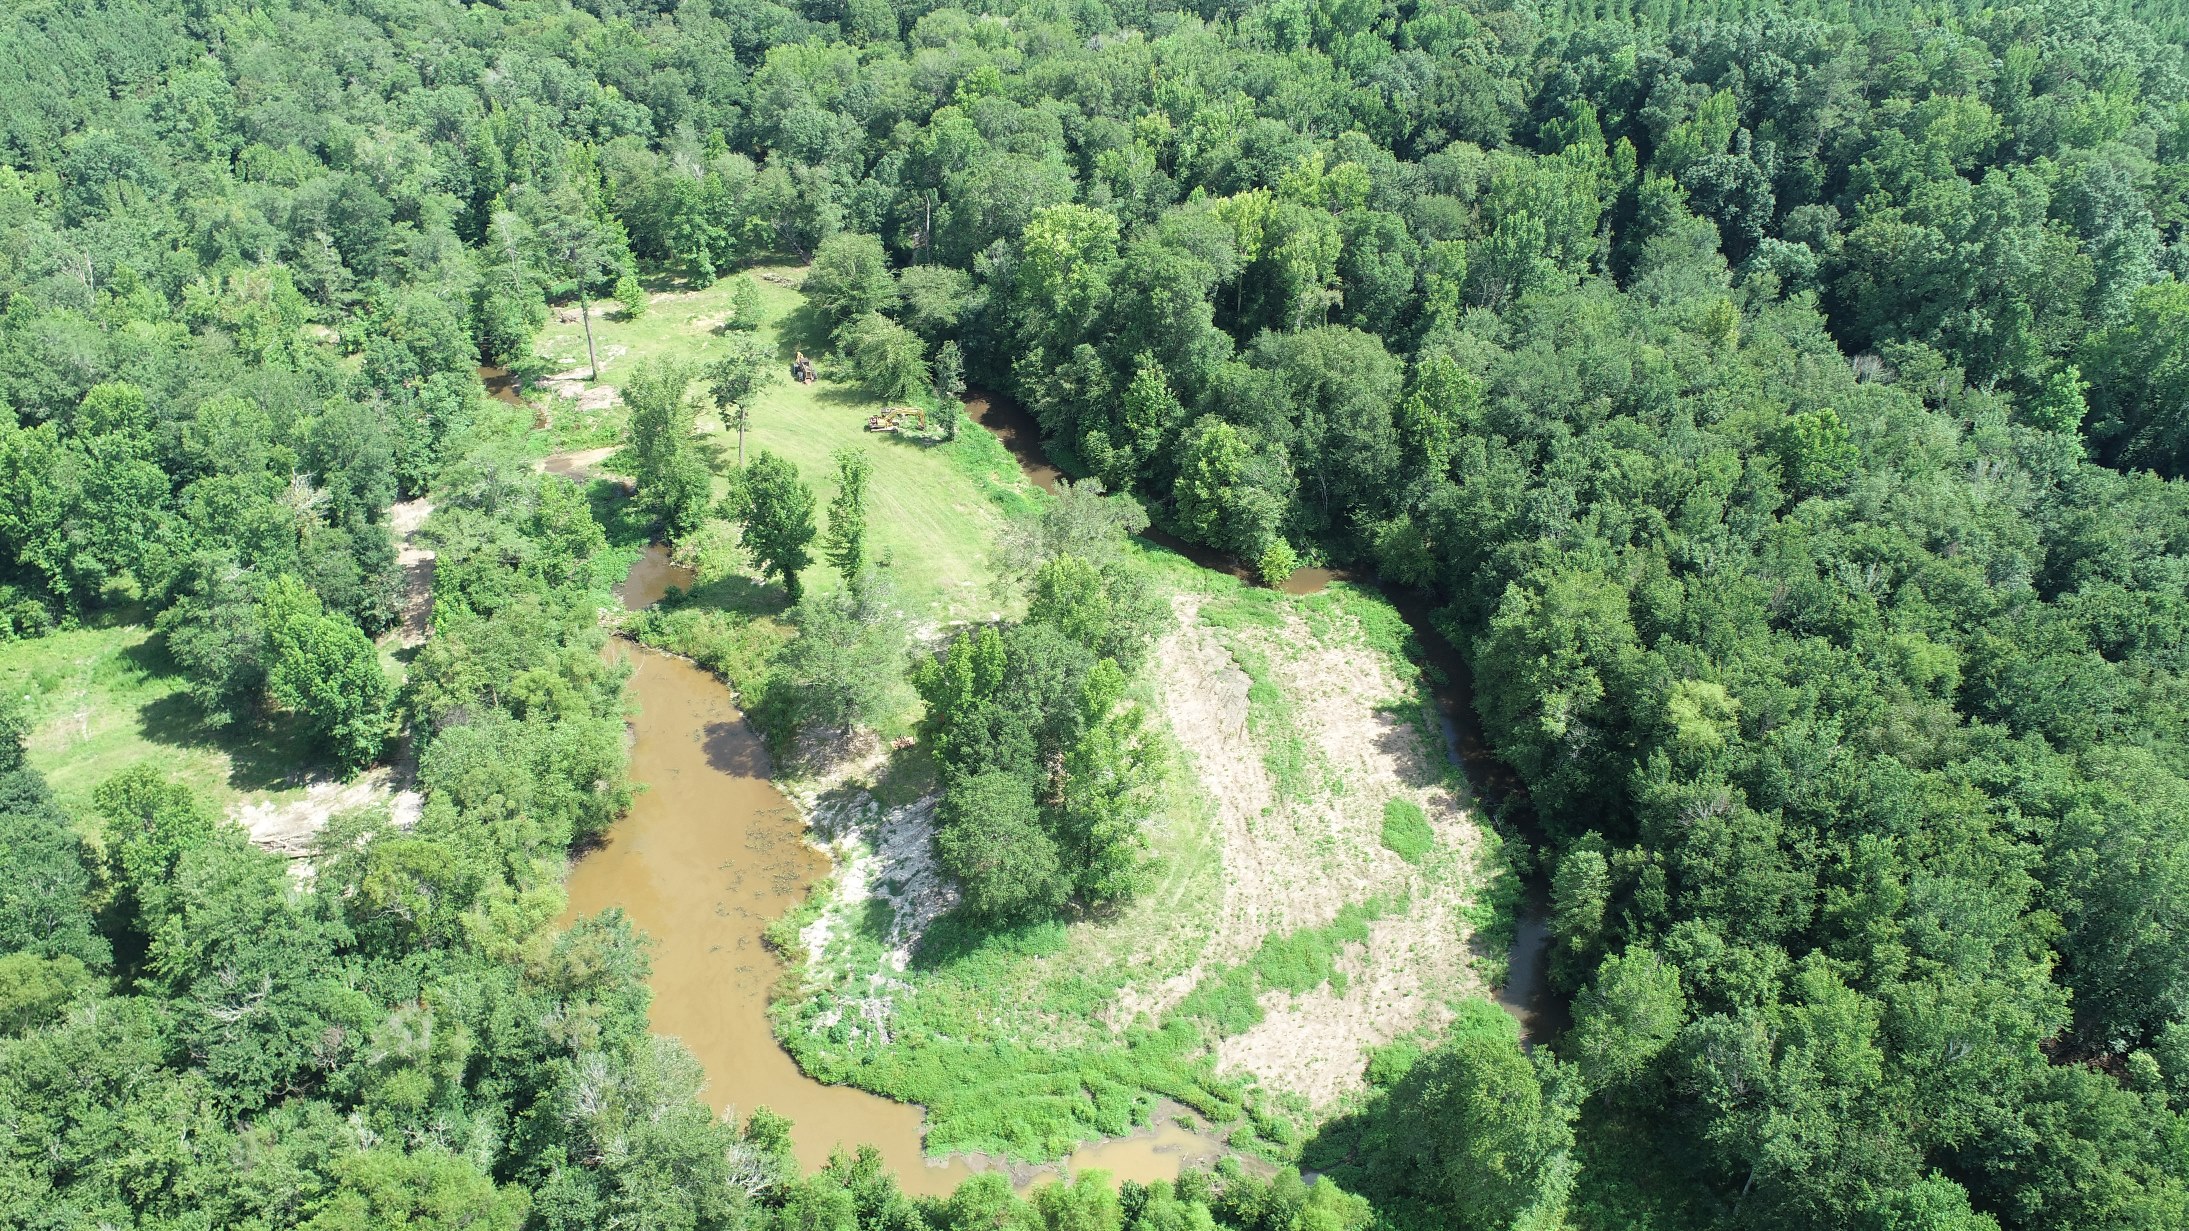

965,388,1567,1044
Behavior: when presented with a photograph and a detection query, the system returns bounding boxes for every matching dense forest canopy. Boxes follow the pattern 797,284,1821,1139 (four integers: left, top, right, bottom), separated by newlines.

3,0,2188,1228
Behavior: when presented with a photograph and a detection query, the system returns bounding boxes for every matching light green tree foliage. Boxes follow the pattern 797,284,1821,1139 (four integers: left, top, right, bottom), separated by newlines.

2023,364,2089,435
839,311,930,402
734,450,816,603
805,231,896,333
260,574,393,769
915,617,1157,918
1550,838,1612,962
1003,477,1150,581
896,263,971,340
2044,748,2189,1045
1174,417,1287,559
764,570,907,739
823,447,871,583
1474,569,1640,821
725,273,764,331
1057,659,1153,906
1034,1171,1124,1231
614,271,646,320
1397,350,1480,481
1026,553,1166,674
624,359,713,539
536,209,615,378
933,339,967,440
705,334,781,467
0,950,92,1035
93,765,218,943
1570,946,1687,1094
1774,406,1858,497
299,1145,529,1231
1014,202,1121,353
1371,1001,1580,1231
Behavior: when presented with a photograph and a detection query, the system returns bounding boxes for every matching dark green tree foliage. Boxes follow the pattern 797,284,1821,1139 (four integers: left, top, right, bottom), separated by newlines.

0,702,107,973
0,434,670,1224
915,482,1161,920
762,571,908,741
822,447,871,583
839,311,931,402
7,0,2189,1226
734,449,817,604
260,574,394,770
1314,1001,1580,1231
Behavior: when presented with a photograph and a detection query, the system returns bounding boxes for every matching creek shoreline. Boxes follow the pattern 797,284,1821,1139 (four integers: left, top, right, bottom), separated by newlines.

589,540,1256,1193
558,374,1566,1193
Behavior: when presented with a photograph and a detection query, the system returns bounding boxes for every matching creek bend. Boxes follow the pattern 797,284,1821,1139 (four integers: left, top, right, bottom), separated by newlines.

560,384,1566,1195
561,545,1231,1195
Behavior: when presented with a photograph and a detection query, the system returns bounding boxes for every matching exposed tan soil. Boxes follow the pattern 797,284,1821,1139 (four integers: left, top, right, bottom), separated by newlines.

389,497,434,648
537,446,623,483
233,764,420,859
1131,594,1485,1108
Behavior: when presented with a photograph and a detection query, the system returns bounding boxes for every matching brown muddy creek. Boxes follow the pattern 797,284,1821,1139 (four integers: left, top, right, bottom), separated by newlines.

562,545,1225,1195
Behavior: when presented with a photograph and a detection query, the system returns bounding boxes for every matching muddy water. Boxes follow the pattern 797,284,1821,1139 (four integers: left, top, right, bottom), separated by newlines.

617,543,694,608
565,545,1234,1195
478,364,525,406
966,387,1567,1044
561,641,981,1194
963,389,1062,492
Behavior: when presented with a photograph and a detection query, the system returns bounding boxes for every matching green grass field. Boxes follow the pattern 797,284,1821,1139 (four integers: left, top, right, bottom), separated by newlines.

0,623,317,821
528,266,1034,624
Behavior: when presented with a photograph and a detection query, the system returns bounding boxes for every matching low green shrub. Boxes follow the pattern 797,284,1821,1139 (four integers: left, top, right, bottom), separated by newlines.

1380,798,1434,864
1176,900,1389,1037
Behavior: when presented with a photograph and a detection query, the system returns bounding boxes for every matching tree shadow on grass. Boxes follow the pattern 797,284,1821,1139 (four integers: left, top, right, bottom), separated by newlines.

811,381,873,409
775,298,834,359
121,634,338,794
134,688,323,794
1371,705,1448,791
670,571,786,617
910,906,1070,973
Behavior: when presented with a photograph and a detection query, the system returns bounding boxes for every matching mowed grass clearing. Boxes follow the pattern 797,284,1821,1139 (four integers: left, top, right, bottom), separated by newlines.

0,623,318,821
529,266,1033,623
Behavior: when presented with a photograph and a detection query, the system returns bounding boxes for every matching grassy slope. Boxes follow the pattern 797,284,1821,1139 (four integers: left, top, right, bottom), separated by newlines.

0,622,318,820
530,267,1032,623
777,553,1496,1163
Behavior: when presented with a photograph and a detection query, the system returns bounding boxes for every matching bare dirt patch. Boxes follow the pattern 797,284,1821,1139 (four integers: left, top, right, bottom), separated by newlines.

389,497,434,648
1136,592,1485,1107
232,764,420,858
537,446,624,484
